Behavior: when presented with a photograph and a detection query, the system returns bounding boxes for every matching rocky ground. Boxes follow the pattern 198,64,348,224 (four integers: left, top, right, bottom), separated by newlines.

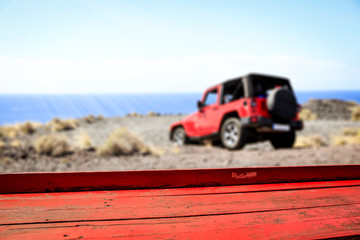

0,99,359,173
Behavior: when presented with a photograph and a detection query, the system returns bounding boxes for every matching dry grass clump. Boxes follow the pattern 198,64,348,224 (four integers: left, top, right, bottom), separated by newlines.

342,127,359,136
350,105,360,121
332,128,360,146
344,135,360,145
2,157,13,164
82,114,105,124
10,140,23,148
0,125,18,139
16,121,40,134
0,122,42,138
332,137,348,146
97,127,150,156
203,139,213,148
75,132,95,151
294,135,326,148
172,146,180,154
83,114,96,123
126,112,143,117
299,108,317,121
146,112,159,117
0,140,4,149
48,118,78,132
148,145,165,156
34,135,72,156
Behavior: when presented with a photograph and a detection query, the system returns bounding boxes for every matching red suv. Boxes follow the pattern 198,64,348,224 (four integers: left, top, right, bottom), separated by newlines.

170,73,303,150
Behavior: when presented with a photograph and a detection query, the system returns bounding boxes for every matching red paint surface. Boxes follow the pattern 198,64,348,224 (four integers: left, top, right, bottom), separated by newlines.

1,165,360,194
1,165,360,239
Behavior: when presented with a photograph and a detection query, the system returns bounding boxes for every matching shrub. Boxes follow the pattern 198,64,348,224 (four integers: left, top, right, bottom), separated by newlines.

126,112,143,117
16,121,39,135
146,111,159,117
294,135,326,148
148,145,165,156
48,118,78,132
2,157,12,164
332,136,348,146
347,135,360,144
351,106,360,121
34,135,72,156
75,132,95,151
82,114,105,123
10,140,22,148
172,145,180,154
97,114,105,121
82,114,95,123
0,126,18,139
299,108,317,121
97,127,150,156
342,128,359,136
332,128,360,146
203,139,213,148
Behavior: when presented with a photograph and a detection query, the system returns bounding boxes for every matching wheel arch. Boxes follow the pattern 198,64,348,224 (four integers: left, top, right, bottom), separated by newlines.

169,124,185,140
218,111,240,131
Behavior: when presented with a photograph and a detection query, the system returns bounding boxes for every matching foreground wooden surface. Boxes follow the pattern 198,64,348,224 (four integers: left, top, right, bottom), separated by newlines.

1,165,360,239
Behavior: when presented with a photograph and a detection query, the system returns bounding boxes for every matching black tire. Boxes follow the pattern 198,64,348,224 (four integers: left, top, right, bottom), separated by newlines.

220,118,247,150
267,88,297,122
270,132,296,149
172,127,188,146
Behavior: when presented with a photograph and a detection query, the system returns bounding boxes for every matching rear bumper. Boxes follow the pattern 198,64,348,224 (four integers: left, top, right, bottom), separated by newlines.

241,117,303,131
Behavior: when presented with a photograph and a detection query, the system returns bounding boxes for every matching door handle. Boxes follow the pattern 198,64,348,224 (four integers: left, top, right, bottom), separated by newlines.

213,107,218,110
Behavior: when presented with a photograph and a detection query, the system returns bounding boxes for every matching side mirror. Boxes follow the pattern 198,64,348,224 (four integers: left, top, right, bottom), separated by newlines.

197,100,204,110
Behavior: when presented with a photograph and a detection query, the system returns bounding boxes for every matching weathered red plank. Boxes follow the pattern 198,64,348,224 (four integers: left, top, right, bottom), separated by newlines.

1,165,359,194
2,179,359,200
1,185,360,225
1,166,360,239
1,204,360,239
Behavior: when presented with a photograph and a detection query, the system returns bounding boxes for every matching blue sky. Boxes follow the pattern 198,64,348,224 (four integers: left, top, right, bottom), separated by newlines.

1,0,360,93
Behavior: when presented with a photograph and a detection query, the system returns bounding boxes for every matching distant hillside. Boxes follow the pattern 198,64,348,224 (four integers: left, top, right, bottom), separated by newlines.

302,99,359,120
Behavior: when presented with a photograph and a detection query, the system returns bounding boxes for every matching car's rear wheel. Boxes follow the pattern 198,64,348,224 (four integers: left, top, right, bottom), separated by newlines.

172,127,187,146
270,132,296,149
221,118,247,150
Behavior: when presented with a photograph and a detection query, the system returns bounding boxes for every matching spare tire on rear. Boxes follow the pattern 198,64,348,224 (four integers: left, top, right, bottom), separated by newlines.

267,88,297,122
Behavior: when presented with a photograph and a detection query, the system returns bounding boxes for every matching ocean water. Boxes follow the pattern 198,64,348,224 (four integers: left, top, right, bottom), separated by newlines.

0,91,359,125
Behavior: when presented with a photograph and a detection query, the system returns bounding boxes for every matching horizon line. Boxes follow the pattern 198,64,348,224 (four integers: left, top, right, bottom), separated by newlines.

1,89,360,95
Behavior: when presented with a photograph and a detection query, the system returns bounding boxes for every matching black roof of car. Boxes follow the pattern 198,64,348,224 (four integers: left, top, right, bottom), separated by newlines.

221,73,289,86
206,73,291,92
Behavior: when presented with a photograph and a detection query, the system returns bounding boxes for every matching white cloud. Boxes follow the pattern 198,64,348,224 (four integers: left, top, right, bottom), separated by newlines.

0,55,357,93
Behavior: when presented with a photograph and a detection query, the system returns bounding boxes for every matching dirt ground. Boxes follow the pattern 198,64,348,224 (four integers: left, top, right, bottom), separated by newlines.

1,115,360,173
1,144,359,173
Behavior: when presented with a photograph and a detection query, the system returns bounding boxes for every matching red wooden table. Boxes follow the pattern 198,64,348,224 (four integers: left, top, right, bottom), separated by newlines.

1,165,360,239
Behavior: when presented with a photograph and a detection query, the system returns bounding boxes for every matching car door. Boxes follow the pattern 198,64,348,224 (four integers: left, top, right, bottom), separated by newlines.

197,86,221,136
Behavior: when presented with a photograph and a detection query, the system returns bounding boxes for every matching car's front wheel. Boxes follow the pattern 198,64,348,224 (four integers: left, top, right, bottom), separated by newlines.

220,118,248,150
172,127,188,146
270,132,296,149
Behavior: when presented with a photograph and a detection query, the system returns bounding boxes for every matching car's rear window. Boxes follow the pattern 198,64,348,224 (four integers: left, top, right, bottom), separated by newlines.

249,76,293,97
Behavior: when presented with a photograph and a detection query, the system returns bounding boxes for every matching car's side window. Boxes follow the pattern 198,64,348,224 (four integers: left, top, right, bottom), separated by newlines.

232,84,244,100
221,80,244,104
204,89,218,106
